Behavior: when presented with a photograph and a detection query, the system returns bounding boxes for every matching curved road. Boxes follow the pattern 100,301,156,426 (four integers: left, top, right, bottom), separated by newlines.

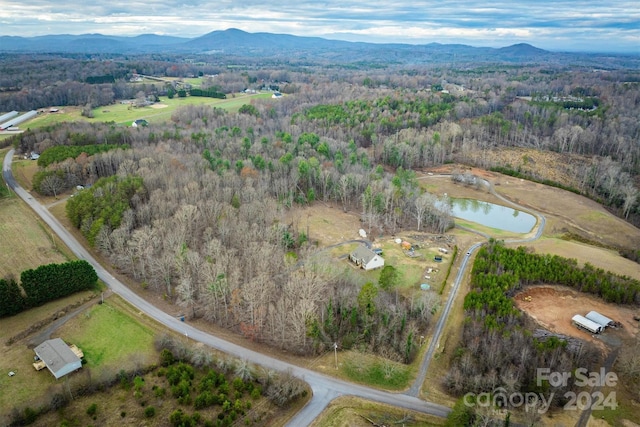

4,153,545,425
3,150,451,424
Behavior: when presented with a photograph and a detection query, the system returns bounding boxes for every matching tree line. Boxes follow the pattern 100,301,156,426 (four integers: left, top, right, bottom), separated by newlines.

0,260,98,317
445,240,609,417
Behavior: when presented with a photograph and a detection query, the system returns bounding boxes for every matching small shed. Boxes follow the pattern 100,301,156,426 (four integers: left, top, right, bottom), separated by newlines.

585,311,614,328
571,314,603,334
34,338,82,379
349,245,384,271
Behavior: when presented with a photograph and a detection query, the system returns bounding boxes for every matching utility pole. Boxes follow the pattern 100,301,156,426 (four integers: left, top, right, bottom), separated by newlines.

334,342,338,369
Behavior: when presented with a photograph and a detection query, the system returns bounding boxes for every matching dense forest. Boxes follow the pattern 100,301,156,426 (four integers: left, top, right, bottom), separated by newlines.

4,55,640,364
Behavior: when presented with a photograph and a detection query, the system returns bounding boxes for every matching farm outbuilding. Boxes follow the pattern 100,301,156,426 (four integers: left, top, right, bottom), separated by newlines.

585,311,614,328
0,110,37,130
0,110,19,125
33,338,82,379
349,245,384,271
571,314,603,334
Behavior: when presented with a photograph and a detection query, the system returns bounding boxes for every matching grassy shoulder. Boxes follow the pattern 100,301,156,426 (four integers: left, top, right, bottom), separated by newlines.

310,395,445,427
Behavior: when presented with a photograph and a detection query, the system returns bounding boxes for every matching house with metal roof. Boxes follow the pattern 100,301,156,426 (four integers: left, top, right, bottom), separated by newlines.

349,245,384,271
33,338,82,379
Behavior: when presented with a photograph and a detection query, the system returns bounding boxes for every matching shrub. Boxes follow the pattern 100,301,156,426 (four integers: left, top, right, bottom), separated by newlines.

86,403,98,416
154,386,166,398
144,406,156,418
160,349,176,367
250,388,261,400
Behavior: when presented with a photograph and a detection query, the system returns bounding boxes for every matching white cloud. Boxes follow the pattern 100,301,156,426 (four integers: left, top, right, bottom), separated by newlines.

0,0,638,52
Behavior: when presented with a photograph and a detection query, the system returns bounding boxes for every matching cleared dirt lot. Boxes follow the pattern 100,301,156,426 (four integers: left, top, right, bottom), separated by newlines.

514,285,640,346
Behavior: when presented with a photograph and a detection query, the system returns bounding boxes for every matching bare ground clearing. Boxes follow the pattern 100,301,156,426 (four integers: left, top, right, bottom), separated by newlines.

514,285,639,346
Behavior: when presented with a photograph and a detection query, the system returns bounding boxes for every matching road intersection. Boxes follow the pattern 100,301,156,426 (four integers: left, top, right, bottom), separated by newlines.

3,150,545,425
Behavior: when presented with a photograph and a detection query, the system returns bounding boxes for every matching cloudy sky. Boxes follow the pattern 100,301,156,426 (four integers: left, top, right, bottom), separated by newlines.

1,1,638,53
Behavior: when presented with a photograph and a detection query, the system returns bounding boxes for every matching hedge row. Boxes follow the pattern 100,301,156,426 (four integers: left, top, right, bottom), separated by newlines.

0,260,98,317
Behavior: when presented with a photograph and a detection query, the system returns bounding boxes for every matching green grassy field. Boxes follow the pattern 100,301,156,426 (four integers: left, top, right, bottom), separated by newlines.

0,291,97,417
19,92,273,129
56,297,157,370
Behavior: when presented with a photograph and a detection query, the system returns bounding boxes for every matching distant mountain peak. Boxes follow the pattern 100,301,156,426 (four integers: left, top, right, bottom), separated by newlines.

499,43,547,54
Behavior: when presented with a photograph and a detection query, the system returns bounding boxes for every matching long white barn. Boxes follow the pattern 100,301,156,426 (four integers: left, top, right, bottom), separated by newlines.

0,111,19,124
571,314,603,334
585,311,614,328
0,110,37,130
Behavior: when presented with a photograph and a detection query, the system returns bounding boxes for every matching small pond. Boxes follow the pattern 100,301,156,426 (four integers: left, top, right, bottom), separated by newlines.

450,198,536,233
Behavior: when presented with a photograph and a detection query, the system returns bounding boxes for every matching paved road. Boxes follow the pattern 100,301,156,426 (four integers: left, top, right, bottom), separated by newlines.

406,175,546,398
3,150,451,425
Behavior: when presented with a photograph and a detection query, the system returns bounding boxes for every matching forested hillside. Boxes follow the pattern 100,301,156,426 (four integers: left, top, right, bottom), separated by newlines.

6,56,640,360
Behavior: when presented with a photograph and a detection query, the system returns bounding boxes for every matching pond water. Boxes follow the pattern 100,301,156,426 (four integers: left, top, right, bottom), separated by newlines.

450,198,536,233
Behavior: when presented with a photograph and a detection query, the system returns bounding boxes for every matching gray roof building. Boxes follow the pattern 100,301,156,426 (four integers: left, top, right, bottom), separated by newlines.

585,311,614,328
349,245,385,271
34,338,82,379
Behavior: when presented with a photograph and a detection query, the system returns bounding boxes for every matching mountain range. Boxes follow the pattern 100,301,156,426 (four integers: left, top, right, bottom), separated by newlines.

1,28,637,67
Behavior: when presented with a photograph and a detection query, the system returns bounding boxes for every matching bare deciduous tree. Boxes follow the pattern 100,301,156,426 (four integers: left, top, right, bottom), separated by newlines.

39,174,65,198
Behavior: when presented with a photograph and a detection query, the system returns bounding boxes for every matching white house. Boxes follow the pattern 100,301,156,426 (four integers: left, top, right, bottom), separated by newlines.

349,245,384,271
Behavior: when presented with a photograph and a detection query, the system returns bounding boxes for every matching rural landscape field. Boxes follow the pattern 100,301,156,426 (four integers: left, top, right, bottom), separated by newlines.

1,29,640,427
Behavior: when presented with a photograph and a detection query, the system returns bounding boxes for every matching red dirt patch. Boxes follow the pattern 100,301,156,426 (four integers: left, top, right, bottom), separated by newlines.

514,285,639,346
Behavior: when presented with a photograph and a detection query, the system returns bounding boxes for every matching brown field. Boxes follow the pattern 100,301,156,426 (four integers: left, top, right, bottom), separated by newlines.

0,197,70,278
526,237,640,281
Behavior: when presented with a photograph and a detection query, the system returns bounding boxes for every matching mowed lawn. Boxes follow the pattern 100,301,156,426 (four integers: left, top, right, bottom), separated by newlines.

55,296,157,370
